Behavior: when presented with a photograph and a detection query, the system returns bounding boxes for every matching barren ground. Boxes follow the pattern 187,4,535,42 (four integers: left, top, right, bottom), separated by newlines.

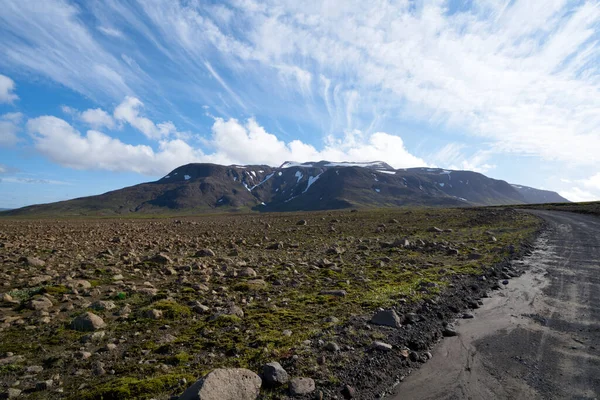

0,207,540,399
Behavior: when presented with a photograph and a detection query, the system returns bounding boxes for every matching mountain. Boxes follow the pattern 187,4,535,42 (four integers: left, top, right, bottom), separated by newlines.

1,161,569,216
510,184,569,204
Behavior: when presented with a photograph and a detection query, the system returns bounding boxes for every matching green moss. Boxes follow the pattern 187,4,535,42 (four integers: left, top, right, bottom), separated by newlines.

41,285,69,295
149,300,192,319
76,373,193,400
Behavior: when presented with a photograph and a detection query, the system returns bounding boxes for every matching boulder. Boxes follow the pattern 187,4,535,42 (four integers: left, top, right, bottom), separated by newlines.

179,368,261,400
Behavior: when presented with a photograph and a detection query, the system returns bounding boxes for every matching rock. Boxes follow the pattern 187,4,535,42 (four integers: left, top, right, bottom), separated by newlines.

25,257,45,267
296,219,307,226
282,330,292,337
428,227,443,233
341,384,356,399
462,313,475,319
148,253,173,264
26,365,44,374
261,362,289,387
238,268,257,278
3,388,22,398
28,275,52,286
370,309,402,328
324,342,340,352
68,280,91,289
266,242,283,250
502,280,509,285
228,305,244,318
90,300,116,311
70,312,107,332
319,290,347,297
35,380,53,391
195,248,216,257
289,377,315,396
2,293,18,304
144,309,163,320
178,368,261,400
27,297,53,311
191,302,210,314
324,316,339,323
443,324,458,337
468,253,482,260
371,341,393,351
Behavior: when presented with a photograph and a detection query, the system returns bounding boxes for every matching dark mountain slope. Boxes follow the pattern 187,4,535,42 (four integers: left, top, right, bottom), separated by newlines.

1,161,568,216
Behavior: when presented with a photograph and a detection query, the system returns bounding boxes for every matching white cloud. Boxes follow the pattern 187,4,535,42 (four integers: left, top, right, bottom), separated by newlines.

132,0,600,166
27,115,202,175
97,26,123,38
0,74,18,103
0,0,133,100
114,96,176,139
431,143,495,173
559,187,598,203
26,111,425,175
80,108,115,130
0,112,23,147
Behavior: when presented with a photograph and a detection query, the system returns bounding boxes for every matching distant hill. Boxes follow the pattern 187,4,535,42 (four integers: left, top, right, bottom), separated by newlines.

1,161,569,216
510,184,569,204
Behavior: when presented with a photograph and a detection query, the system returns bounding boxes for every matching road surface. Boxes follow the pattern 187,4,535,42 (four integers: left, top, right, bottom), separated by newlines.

390,210,600,400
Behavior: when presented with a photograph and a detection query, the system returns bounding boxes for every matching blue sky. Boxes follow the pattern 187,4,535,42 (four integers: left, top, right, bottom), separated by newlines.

1,0,600,208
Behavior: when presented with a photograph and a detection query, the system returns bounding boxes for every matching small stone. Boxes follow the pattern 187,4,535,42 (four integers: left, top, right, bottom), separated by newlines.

371,341,393,351
26,365,44,374
462,313,475,319
289,377,316,396
296,219,307,226
25,257,45,267
282,330,292,337
341,384,356,399
35,380,53,391
27,297,53,311
144,309,163,320
370,309,402,328
261,361,289,387
319,290,347,297
4,388,22,398
194,248,215,257
228,305,244,318
443,324,458,337
148,253,173,264
70,312,106,332
324,342,340,352
324,316,339,323
238,267,257,278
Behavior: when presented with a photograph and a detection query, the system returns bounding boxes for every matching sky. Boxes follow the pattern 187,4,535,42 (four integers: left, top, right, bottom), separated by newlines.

1,0,600,208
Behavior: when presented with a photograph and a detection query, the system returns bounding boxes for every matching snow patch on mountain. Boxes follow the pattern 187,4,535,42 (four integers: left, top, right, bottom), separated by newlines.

303,173,323,193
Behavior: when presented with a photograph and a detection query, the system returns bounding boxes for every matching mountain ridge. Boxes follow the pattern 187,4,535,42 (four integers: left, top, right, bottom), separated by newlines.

1,161,569,216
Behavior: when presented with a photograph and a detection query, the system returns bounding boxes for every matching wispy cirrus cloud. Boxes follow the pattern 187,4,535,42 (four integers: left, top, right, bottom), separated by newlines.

1,0,600,200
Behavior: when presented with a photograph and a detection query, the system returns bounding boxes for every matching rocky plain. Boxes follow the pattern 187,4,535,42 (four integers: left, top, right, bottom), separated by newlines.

0,207,540,399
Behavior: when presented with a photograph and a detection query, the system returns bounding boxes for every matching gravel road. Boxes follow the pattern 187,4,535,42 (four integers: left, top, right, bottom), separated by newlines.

390,210,600,400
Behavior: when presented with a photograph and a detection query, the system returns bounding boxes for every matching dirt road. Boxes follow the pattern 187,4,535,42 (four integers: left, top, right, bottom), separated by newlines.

390,210,600,400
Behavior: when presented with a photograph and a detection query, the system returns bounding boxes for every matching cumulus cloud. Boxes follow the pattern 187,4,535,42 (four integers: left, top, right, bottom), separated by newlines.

27,115,203,175
0,74,18,103
559,173,600,202
26,112,425,175
0,112,23,146
114,96,176,139
81,108,115,130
